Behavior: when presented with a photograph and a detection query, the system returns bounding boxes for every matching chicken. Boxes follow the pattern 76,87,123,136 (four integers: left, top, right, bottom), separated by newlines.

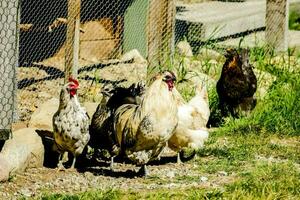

168,84,210,163
89,82,145,168
217,48,257,118
52,77,90,169
113,71,178,176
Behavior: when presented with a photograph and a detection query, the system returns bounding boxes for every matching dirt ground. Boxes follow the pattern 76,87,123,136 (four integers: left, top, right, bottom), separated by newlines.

0,150,235,198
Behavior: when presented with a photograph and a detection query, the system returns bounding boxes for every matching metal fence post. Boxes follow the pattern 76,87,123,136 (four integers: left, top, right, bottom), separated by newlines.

65,0,81,83
265,0,289,51
0,0,18,140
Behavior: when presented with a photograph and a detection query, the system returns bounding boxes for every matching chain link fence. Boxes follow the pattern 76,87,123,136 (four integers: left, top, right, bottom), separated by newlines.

0,0,295,128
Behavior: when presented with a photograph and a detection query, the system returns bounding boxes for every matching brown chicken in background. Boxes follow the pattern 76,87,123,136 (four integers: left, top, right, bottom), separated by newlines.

168,84,210,163
113,71,178,176
89,82,145,168
217,48,257,118
52,77,90,169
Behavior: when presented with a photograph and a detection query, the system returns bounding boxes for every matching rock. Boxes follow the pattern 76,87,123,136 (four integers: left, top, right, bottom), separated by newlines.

198,48,223,61
98,61,147,87
120,49,147,64
19,188,33,197
176,41,193,57
0,157,9,182
218,171,228,176
166,171,175,179
29,98,98,130
200,176,208,182
29,98,59,131
0,128,44,182
185,72,216,89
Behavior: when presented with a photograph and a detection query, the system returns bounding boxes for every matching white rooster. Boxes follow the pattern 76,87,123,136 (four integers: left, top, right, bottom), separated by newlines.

168,84,210,163
52,77,90,169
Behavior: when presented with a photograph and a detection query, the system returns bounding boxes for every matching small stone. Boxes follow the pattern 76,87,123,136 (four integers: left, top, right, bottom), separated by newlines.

120,49,147,64
218,171,228,176
176,41,193,57
0,157,9,182
166,171,175,179
200,176,208,182
19,188,32,197
198,48,223,61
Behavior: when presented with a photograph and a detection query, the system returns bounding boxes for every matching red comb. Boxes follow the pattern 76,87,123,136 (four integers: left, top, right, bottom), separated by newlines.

68,77,79,86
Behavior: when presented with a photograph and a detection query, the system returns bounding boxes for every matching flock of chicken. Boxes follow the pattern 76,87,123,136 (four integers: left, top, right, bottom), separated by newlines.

52,48,257,176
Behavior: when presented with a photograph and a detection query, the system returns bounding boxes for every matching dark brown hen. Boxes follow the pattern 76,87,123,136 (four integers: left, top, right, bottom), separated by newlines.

216,48,257,118
89,82,145,166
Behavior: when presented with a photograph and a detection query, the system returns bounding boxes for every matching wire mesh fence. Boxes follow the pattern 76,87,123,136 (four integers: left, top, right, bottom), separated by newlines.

0,0,294,128
16,0,176,122
0,0,18,139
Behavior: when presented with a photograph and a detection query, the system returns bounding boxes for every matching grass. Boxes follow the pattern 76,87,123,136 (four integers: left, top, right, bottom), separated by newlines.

289,10,300,31
26,46,300,199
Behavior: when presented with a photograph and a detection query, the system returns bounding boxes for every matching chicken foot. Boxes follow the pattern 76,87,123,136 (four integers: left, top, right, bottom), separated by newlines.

57,152,69,171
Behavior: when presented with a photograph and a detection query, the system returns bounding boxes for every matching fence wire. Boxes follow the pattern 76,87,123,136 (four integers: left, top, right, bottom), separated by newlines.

0,0,18,139
0,0,292,126
16,0,176,122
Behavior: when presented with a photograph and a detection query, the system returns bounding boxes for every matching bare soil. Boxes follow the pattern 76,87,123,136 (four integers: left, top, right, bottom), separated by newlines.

0,152,236,198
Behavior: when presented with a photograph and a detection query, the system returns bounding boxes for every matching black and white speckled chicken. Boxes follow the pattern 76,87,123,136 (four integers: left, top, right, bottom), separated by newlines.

217,48,257,118
89,82,145,166
52,77,90,169
113,71,178,176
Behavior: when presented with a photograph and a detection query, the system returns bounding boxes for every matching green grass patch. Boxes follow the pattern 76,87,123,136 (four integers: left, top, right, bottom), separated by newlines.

289,10,300,30
39,189,121,200
227,162,300,199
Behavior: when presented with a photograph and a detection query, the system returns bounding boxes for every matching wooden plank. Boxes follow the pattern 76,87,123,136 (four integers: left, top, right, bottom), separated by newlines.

265,0,289,51
65,0,81,83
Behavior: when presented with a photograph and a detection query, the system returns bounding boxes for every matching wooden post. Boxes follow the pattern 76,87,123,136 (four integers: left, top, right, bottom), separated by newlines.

0,0,18,140
265,0,289,51
65,0,81,83
148,0,175,66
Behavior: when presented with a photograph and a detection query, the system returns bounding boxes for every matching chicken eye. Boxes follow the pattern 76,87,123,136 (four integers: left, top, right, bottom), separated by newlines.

165,75,171,80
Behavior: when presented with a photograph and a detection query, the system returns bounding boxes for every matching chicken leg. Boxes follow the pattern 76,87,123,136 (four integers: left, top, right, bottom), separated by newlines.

177,152,182,164
137,165,149,177
110,156,115,172
70,156,76,169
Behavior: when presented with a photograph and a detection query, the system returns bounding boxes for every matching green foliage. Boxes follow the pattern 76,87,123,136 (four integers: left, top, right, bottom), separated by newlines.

227,162,300,199
40,189,121,200
289,10,300,30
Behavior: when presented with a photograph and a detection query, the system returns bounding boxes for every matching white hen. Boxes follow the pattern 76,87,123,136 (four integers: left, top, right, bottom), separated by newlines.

168,84,210,163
